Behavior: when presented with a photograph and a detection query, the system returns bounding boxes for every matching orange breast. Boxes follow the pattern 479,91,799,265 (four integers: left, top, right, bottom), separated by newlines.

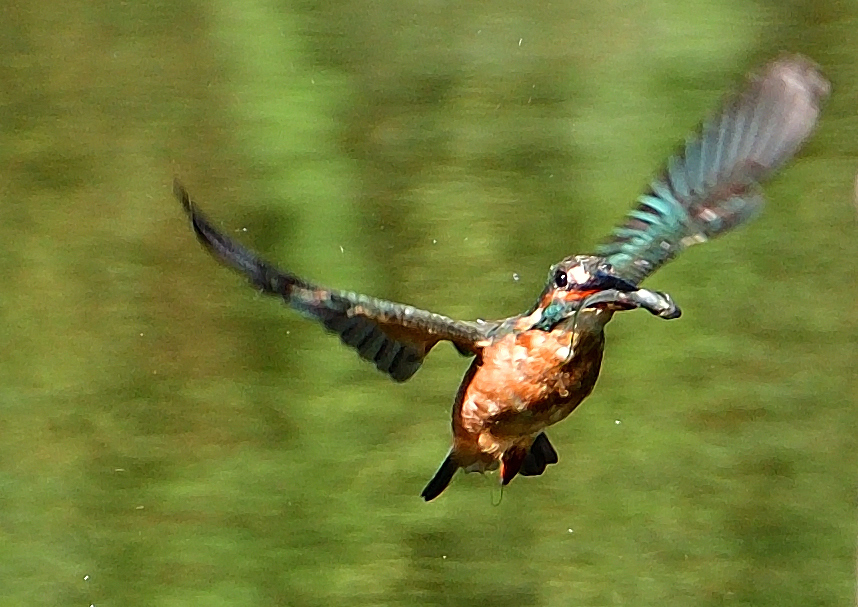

452,327,605,463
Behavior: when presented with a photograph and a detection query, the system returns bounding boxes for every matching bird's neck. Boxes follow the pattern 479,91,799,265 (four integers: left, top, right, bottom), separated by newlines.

555,307,614,334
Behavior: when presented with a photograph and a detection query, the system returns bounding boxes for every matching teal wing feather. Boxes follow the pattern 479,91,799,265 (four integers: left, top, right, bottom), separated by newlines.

597,55,829,285
175,182,497,382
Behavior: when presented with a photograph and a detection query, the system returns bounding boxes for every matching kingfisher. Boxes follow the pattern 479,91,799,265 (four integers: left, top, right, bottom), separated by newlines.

176,55,828,501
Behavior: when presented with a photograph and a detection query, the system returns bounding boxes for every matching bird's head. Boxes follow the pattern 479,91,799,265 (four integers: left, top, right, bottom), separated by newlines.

533,255,638,330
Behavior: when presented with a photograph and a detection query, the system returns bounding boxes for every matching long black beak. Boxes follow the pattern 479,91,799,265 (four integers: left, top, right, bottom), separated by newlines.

579,287,682,319
590,272,638,292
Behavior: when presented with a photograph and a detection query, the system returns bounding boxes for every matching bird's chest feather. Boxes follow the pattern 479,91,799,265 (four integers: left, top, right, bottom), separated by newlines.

457,328,605,439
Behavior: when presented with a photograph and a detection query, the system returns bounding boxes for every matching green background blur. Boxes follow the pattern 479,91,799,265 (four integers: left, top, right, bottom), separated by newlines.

2,0,857,605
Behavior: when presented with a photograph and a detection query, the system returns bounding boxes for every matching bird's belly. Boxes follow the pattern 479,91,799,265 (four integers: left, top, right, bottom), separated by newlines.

455,328,604,458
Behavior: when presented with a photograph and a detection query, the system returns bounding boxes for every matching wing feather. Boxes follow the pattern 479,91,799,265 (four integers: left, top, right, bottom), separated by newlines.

175,181,497,381
598,55,829,284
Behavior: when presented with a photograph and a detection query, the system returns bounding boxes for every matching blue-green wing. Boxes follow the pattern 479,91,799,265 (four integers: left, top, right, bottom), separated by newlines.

597,55,829,285
176,182,497,382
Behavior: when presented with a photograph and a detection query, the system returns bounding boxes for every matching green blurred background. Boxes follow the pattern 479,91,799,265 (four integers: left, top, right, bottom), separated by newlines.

2,0,857,605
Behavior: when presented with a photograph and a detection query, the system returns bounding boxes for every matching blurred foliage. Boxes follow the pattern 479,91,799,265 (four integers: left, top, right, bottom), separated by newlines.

1,0,857,605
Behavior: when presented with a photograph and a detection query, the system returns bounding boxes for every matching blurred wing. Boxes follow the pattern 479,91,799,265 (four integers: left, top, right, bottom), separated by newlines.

597,55,829,284
175,181,497,382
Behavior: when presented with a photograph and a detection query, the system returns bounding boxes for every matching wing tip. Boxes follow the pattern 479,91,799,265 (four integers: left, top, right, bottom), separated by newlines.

172,178,279,294
765,53,831,107
173,178,194,216
173,178,211,245
173,180,219,256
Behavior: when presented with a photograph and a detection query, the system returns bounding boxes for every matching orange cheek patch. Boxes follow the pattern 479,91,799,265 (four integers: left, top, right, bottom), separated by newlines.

540,289,598,308
558,289,599,303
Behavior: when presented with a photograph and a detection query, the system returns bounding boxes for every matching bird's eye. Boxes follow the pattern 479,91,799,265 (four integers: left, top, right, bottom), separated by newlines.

554,270,568,289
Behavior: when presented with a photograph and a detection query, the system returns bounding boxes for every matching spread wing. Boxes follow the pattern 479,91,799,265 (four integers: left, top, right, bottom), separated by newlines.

175,181,498,381
597,54,829,285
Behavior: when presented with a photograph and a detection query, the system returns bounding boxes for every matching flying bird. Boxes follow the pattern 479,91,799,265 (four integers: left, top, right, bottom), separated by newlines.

176,55,828,500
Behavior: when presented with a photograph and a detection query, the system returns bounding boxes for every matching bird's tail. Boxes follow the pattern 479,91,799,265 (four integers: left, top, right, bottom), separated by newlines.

499,433,560,485
520,432,559,476
421,452,459,501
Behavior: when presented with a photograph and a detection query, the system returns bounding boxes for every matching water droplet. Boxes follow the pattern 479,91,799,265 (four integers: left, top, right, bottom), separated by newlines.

615,420,621,425
512,273,520,282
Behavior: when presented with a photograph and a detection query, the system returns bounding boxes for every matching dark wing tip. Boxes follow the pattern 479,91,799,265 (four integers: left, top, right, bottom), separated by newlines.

173,179,290,295
173,178,193,215
172,178,214,248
